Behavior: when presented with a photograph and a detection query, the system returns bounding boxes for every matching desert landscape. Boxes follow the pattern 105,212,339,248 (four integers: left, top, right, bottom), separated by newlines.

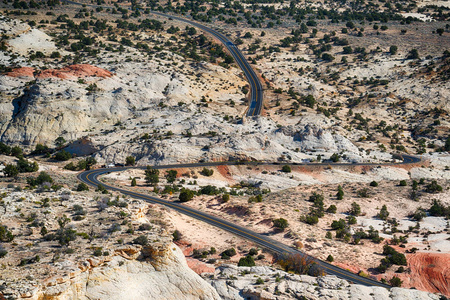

0,0,448,298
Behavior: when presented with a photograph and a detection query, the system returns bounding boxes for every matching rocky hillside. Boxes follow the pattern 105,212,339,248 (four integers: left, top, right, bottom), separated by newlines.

0,15,396,165
0,183,220,300
205,265,442,300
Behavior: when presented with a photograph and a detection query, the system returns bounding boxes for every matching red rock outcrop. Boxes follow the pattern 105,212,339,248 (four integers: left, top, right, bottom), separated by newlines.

5,64,113,79
186,258,215,275
5,66,34,78
404,253,450,296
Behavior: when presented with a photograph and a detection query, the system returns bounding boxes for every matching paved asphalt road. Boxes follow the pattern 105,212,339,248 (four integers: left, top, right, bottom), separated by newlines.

63,0,264,117
150,12,264,117
79,156,420,289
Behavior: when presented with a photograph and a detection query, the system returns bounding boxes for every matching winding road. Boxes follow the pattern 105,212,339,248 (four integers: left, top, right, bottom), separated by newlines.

78,157,420,289
151,12,264,117
63,0,422,289
63,0,264,116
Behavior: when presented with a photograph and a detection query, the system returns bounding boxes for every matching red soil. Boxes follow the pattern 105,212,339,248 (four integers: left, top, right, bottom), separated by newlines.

5,64,113,79
6,66,34,78
216,165,232,180
186,257,215,275
404,253,450,296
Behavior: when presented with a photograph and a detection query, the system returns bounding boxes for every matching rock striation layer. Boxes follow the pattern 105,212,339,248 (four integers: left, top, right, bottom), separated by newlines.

0,240,221,300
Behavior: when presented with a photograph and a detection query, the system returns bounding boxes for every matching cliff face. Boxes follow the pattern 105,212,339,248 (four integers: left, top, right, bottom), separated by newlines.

1,242,221,300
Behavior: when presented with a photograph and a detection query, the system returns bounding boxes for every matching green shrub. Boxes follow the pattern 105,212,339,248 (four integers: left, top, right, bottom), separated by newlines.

54,150,72,161
125,156,135,166
273,218,288,230
369,181,378,187
303,215,319,225
172,230,182,241
336,185,344,200
425,181,442,193
326,255,334,262
179,188,195,202
399,180,407,186
138,223,152,231
349,202,361,216
330,153,340,162
96,184,108,194
93,248,103,256
326,205,337,213
238,255,256,267
389,276,403,287
3,164,19,177
281,165,291,173
27,172,53,186
133,235,149,246
331,219,346,230
222,193,230,202
200,168,214,176
377,205,390,221
76,183,89,191
165,170,178,183
0,224,14,242
249,248,258,256
0,249,7,258
17,159,39,173
221,248,236,258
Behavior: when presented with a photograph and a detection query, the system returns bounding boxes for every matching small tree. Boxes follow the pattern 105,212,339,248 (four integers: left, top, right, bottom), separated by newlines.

11,146,23,158
389,45,398,55
145,166,159,185
55,136,66,147
326,205,337,213
3,164,19,178
425,180,442,193
349,202,361,216
377,205,390,221
54,150,72,161
125,156,135,166
326,255,334,262
336,185,344,200
370,181,378,187
165,170,178,183
407,49,419,59
222,193,230,202
131,177,137,186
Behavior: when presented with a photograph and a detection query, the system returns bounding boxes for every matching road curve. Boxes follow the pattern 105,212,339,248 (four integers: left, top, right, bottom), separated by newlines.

78,156,421,289
150,12,264,117
62,0,263,117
